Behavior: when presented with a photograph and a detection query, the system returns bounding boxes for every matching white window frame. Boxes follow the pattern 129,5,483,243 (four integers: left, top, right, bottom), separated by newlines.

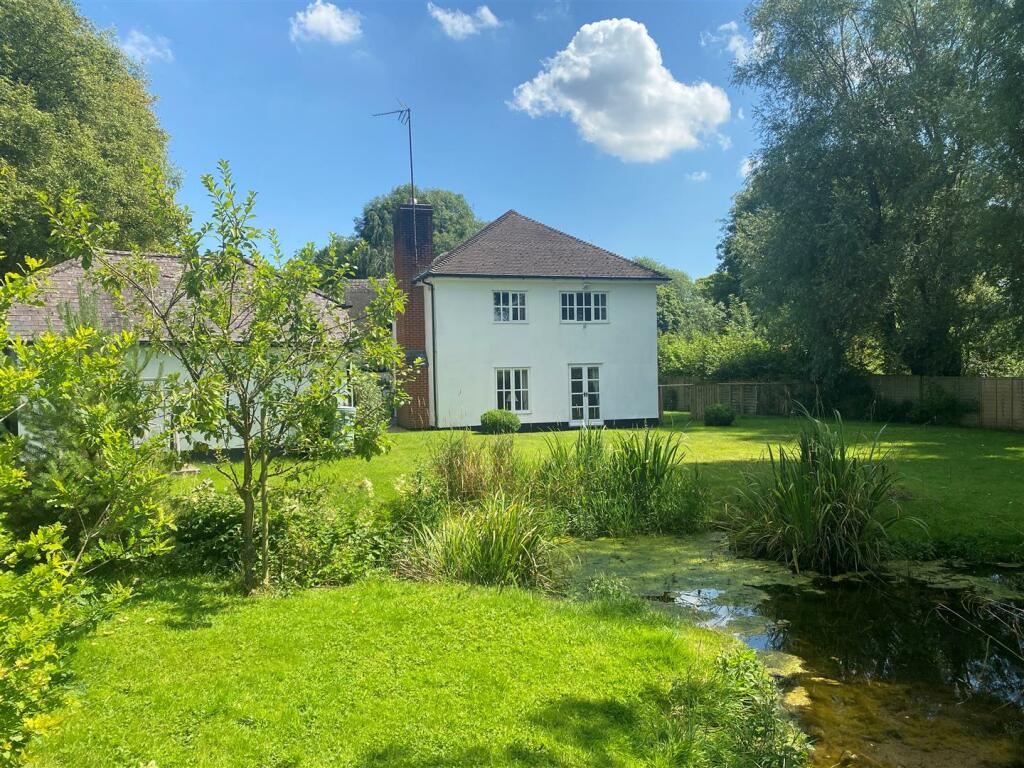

568,363,602,426
493,290,528,323
495,367,531,414
560,291,608,323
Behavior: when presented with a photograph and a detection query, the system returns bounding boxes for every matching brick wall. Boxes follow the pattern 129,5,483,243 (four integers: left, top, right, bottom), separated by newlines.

393,203,434,428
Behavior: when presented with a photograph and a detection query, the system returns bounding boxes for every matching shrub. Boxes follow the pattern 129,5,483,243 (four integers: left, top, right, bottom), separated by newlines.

869,387,979,426
668,649,809,767
171,482,245,573
267,494,393,588
911,387,979,425
725,409,910,575
402,495,565,590
479,409,521,434
536,429,709,537
171,481,391,586
703,403,736,426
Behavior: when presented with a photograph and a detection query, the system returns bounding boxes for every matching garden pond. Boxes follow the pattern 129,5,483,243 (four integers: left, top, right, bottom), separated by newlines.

573,534,1024,768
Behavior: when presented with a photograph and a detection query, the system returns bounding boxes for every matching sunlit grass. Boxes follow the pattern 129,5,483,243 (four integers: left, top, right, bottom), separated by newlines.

29,577,739,768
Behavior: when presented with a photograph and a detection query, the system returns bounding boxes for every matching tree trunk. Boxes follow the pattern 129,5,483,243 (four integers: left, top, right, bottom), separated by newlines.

240,449,256,593
259,406,270,587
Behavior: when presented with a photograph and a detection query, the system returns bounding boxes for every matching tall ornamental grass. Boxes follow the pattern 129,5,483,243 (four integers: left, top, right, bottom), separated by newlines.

725,409,910,575
537,429,709,537
402,495,564,590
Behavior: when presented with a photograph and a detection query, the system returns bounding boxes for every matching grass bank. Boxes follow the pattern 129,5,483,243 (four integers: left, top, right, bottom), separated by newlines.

27,577,780,768
177,415,1024,562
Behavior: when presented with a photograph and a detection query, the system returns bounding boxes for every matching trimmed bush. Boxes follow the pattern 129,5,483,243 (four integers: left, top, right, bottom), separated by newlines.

479,409,521,434
703,403,736,426
724,409,912,575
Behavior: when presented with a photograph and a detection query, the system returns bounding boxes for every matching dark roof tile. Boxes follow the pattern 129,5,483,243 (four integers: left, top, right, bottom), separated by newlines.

8,251,349,341
416,210,667,282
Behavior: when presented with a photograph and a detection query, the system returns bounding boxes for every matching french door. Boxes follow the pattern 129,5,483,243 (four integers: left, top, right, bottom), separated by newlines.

569,365,601,425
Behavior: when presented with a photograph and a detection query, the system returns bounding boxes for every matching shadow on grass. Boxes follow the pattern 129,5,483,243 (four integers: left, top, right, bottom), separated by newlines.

131,575,238,630
352,692,667,768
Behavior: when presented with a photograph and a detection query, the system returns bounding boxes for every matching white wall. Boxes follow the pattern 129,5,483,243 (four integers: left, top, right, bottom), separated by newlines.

424,277,660,428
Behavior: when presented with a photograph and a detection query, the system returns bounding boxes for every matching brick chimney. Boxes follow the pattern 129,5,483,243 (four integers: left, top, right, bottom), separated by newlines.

393,203,433,428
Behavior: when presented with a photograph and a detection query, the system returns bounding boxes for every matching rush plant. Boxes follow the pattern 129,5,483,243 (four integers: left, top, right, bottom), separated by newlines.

726,408,910,575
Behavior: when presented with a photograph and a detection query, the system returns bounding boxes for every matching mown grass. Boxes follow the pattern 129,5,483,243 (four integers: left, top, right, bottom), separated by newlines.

175,415,1023,561
29,577,741,768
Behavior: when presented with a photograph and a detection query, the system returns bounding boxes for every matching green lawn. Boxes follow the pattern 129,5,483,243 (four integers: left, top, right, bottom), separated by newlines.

29,577,738,768
178,415,1024,562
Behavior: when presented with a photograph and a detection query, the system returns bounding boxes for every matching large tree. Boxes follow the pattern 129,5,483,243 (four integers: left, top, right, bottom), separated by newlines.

720,0,1024,378
634,257,723,336
0,0,181,273
311,186,485,279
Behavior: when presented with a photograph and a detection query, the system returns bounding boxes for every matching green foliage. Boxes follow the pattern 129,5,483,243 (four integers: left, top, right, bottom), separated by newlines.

0,0,182,272
536,429,709,537
726,410,909,575
634,257,723,336
704,403,737,427
479,408,521,434
402,495,565,590
722,0,1024,378
668,649,809,767
309,186,485,279
658,309,800,380
0,248,170,764
170,481,391,588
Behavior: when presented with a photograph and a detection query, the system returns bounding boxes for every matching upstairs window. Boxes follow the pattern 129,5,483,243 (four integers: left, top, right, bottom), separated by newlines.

560,291,608,322
496,368,529,412
493,291,527,322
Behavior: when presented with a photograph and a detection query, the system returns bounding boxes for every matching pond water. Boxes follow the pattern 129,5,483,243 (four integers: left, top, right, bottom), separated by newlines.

573,535,1024,767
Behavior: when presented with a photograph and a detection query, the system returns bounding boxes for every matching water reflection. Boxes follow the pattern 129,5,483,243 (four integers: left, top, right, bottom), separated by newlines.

755,579,1024,710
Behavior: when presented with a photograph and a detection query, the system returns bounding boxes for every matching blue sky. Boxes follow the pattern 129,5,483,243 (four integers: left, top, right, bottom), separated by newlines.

80,0,757,278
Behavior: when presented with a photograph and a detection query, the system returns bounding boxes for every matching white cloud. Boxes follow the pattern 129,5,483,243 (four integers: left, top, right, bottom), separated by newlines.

120,30,173,64
739,156,756,178
290,0,362,45
700,20,752,64
687,170,710,182
535,0,570,22
427,3,501,40
737,107,745,120
510,19,731,163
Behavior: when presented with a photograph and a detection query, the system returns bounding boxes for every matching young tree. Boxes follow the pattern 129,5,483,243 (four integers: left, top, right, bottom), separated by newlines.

51,162,409,592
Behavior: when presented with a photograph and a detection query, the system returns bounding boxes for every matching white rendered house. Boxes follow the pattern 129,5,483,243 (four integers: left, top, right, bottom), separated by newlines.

393,205,667,429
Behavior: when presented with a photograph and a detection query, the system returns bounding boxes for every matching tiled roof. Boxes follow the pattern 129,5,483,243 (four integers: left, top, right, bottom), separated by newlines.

416,210,667,282
7,251,349,341
343,279,378,323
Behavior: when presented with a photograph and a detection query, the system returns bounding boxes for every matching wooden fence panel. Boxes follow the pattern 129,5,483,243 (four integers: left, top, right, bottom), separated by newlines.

663,375,1022,430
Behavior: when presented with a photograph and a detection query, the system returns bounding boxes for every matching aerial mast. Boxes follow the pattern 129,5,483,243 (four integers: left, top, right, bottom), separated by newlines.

373,101,418,264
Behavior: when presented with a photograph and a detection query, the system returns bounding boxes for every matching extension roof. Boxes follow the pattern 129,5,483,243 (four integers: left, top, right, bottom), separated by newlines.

7,251,350,341
415,210,668,282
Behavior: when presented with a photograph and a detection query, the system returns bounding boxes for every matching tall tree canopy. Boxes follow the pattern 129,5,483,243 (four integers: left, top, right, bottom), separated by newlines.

0,0,181,273
634,257,723,336
716,0,1024,378
311,186,485,279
